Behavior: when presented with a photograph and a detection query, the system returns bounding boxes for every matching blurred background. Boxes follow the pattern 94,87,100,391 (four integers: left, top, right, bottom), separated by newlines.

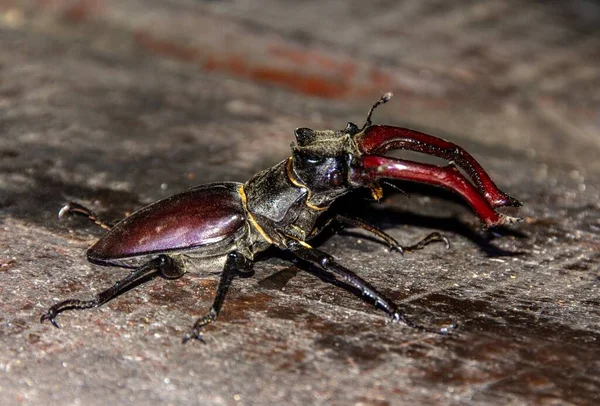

1,1,599,405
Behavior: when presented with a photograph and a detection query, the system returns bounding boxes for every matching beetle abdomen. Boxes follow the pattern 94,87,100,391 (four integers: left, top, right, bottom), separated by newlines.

87,182,246,261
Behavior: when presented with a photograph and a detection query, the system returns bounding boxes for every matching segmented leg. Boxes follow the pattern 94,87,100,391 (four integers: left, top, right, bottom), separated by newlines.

403,232,450,252
287,241,454,335
59,202,114,230
182,251,253,344
40,255,184,328
309,215,449,254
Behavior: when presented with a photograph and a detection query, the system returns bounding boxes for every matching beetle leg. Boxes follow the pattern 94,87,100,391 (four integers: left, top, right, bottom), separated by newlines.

309,215,448,254
402,232,450,252
308,214,401,252
287,241,454,335
58,202,114,230
352,155,522,228
40,255,184,328
182,251,253,344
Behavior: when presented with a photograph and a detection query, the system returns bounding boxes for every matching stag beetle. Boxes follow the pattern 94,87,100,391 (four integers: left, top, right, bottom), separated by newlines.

41,93,522,342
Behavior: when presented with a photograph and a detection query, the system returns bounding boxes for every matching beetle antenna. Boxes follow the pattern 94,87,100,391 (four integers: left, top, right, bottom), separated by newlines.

362,92,393,130
382,180,411,198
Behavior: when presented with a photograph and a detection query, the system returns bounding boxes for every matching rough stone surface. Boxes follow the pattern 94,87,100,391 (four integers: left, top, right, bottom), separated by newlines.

1,1,599,405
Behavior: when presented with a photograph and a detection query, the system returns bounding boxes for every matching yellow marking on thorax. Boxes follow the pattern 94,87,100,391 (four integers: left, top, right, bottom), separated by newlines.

288,224,307,239
276,231,313,249
285,157,328,212
295,239,312,249
238,184,273,244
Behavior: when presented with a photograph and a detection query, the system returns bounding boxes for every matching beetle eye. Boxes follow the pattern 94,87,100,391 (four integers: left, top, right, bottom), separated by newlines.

328,169,343,187
305,156,323,165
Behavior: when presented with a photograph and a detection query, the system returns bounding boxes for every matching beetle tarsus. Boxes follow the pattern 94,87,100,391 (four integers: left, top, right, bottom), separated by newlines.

311,215,448,255
402,232,450,252
40,310,61,328
59,202,114,230
390,311,457,335
182,251,252,344
40,255,182,327
182,312,213,344
310,214,405,254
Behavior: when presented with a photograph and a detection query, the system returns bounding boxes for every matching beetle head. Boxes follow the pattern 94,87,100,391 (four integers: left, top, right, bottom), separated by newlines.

289,93,394,205
291,127,356,197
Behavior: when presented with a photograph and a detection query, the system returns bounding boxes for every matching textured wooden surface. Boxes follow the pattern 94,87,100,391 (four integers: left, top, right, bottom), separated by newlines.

1,1,599,405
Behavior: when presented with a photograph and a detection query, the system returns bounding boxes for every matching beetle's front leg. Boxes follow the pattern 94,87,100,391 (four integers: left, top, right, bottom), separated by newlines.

309,214,449,254
41,254,184,328
182,251,253,344
287,241,453,335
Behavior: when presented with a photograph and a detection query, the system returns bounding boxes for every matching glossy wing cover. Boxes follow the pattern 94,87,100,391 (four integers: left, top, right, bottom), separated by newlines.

87,182,246,261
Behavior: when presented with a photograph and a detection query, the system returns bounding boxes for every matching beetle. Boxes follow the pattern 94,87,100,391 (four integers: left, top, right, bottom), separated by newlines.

41,93,522,342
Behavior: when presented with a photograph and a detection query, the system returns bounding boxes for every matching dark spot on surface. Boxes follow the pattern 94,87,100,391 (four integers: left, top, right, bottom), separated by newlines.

28,333,41,345
0,149,19,158
354,397,391,406
217,292,275,323
315,333,386,367
0,318,28,338
265,303,311,321
563,253,600,272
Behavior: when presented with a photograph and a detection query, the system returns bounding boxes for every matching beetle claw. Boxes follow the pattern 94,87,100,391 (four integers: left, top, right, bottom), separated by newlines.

443,236,451,250
390,311,458,335
390,245,404,255
40,312,60,328
181,329,206,344
58,203,72,219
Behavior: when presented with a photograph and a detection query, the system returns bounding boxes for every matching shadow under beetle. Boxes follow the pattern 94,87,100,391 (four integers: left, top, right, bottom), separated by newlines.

41,93,522,342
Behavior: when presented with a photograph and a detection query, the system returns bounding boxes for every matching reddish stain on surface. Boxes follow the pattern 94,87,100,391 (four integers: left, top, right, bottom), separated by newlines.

369,68,394,87
204,54,352,98
61,0,104,24
250,66,350,98
268,45,359,80
135,31,199,62
135,31,395,99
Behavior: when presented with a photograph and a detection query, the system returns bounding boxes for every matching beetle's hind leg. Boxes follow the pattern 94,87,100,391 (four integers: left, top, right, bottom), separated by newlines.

288,241,454,335
182,251,253,344
41,255,184,328
59,202,114,230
